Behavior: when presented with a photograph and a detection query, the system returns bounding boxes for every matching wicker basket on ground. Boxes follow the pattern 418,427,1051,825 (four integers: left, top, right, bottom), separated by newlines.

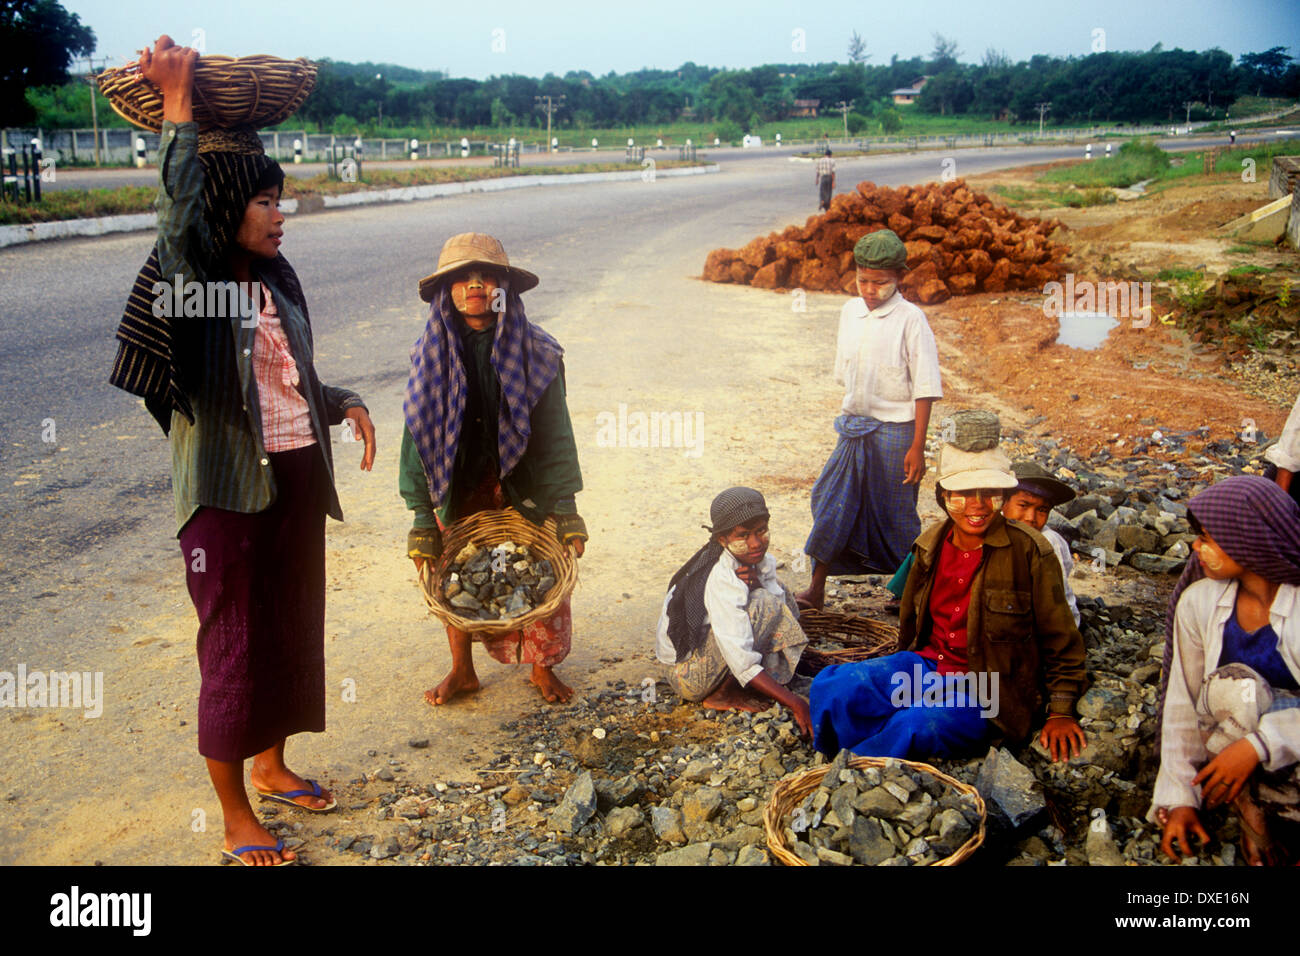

97,55,317,132
764,755,986,866
798,608,899,674
418,508,577,637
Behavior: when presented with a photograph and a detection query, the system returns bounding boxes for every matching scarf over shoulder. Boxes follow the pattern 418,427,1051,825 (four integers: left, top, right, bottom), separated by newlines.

403,281,562,508
109,142,304,434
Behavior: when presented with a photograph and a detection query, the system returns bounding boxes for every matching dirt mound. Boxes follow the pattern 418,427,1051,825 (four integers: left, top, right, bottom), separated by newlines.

702,178,1070,304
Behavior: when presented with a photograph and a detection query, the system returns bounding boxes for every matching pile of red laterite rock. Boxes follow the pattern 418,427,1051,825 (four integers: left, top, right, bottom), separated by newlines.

702,178,1070,304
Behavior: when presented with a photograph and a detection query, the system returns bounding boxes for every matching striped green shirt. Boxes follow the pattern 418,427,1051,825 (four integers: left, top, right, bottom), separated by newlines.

156,121,365,533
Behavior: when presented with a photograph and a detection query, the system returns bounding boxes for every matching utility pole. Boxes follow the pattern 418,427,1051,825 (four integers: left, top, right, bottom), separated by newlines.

1036,102,1051,137
833,100,853,141
1182,100,1194,130
534,94,565,153
83,56,111,166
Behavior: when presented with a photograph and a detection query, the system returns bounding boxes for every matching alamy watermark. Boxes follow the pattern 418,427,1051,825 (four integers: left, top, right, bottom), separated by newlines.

151,275,259,326
1,665,103,718
889,662,1000,719
1042,274,1153,327
595,403,704,458
49,886,150,936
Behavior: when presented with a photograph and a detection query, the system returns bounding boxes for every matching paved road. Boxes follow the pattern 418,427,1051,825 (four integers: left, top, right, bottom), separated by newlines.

0,141,1108,656
35,127,1291,192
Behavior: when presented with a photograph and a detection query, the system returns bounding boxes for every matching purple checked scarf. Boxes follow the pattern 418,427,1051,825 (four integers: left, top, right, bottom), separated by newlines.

403,280,562,508
1156,475,1300,730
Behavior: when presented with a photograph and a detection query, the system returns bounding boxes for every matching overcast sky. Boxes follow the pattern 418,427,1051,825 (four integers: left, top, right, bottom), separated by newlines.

65,0,1299,79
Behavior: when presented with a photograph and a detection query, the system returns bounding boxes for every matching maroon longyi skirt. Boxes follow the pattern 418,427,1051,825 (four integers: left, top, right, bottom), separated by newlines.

179,444,328,762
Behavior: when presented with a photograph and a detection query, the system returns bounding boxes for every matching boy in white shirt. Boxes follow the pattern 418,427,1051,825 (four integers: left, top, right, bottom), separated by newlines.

657,487,811,738
1002,460,1080,627
798,229,942,610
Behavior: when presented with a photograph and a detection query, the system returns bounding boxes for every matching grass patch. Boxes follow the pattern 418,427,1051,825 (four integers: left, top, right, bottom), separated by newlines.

1155,267,1203,282
0,186,157,225
990,183,1116,208
1214,138,1300,175
1039,138,1170,189
1227,264,1274,276
0,159,706,224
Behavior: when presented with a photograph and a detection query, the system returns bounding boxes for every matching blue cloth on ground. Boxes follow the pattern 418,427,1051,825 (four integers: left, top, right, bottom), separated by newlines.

810,652,993,758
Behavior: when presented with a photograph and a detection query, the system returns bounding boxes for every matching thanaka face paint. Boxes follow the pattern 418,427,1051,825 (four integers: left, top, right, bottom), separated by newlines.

1191,531,1244,579
718,520,770,566
856,268,900,310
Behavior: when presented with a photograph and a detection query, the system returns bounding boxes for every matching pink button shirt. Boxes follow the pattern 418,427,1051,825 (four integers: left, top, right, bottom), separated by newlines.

253,283,316,452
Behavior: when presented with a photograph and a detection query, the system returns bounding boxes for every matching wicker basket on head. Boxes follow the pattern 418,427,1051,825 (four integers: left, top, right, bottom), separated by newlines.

798,608,899,675
418,508,577,637
97,55,317,133
764,755,986,866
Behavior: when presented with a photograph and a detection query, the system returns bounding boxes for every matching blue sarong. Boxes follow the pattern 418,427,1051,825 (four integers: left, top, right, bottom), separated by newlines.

810,652,992,759
804,415,919,574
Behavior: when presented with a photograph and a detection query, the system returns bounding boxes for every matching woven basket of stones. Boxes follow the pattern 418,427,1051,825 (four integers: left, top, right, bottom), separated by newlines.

418,508,577,637
764,752,986,866
97,55,317,133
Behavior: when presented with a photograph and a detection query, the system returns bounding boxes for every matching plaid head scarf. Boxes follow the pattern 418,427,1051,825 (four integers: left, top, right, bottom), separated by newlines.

1156,475,1300,728
109,142,299,433
403,279,562,509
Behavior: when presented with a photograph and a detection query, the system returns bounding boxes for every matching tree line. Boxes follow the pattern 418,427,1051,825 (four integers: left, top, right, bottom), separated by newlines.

5,0,1295,134
167,43,1300,133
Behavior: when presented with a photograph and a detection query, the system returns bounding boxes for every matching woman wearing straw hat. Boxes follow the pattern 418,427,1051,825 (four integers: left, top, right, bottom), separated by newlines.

809,413,1087,761
401,233,587,706
110,38,376,866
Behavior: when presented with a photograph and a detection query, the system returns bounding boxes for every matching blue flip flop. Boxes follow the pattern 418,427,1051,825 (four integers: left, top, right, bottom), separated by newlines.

220,838,295,866
254,778,337,813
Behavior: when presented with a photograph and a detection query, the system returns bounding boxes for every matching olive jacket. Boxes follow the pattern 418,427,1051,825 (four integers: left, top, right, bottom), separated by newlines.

898,514,1088,743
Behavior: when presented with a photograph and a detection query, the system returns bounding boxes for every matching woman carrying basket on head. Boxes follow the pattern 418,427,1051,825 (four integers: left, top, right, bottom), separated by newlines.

109,38,376,866
400,234,587,706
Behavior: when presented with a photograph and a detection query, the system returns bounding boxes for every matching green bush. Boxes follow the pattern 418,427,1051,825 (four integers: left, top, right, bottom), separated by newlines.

714,120,742,143
846,112,870,135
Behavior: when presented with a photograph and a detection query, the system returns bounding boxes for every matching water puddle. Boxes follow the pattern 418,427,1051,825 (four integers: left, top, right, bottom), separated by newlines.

1056,311,1118,350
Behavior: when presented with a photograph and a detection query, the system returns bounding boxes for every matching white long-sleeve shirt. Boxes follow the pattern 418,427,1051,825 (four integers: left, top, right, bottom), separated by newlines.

655,551,791,687
834,291,942,422
1042,527,1080,627
1264,392,1300,473
1149,578,1300,818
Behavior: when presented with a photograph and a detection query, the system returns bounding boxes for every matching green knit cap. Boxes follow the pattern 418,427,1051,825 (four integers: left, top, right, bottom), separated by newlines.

853,229,908,272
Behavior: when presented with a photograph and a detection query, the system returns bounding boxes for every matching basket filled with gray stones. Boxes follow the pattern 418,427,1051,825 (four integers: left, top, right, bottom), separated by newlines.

419,507,577,637
764,750,986,866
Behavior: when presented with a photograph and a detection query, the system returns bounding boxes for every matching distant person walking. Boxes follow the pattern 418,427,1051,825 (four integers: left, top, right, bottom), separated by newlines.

816,148,835,212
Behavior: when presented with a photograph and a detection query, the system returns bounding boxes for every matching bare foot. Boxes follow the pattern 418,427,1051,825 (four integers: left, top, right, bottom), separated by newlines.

425,667,480,706
249,764,333,811
701,676,767,714
530,664,573,703
223,817,294,866
1233,791,1281,866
